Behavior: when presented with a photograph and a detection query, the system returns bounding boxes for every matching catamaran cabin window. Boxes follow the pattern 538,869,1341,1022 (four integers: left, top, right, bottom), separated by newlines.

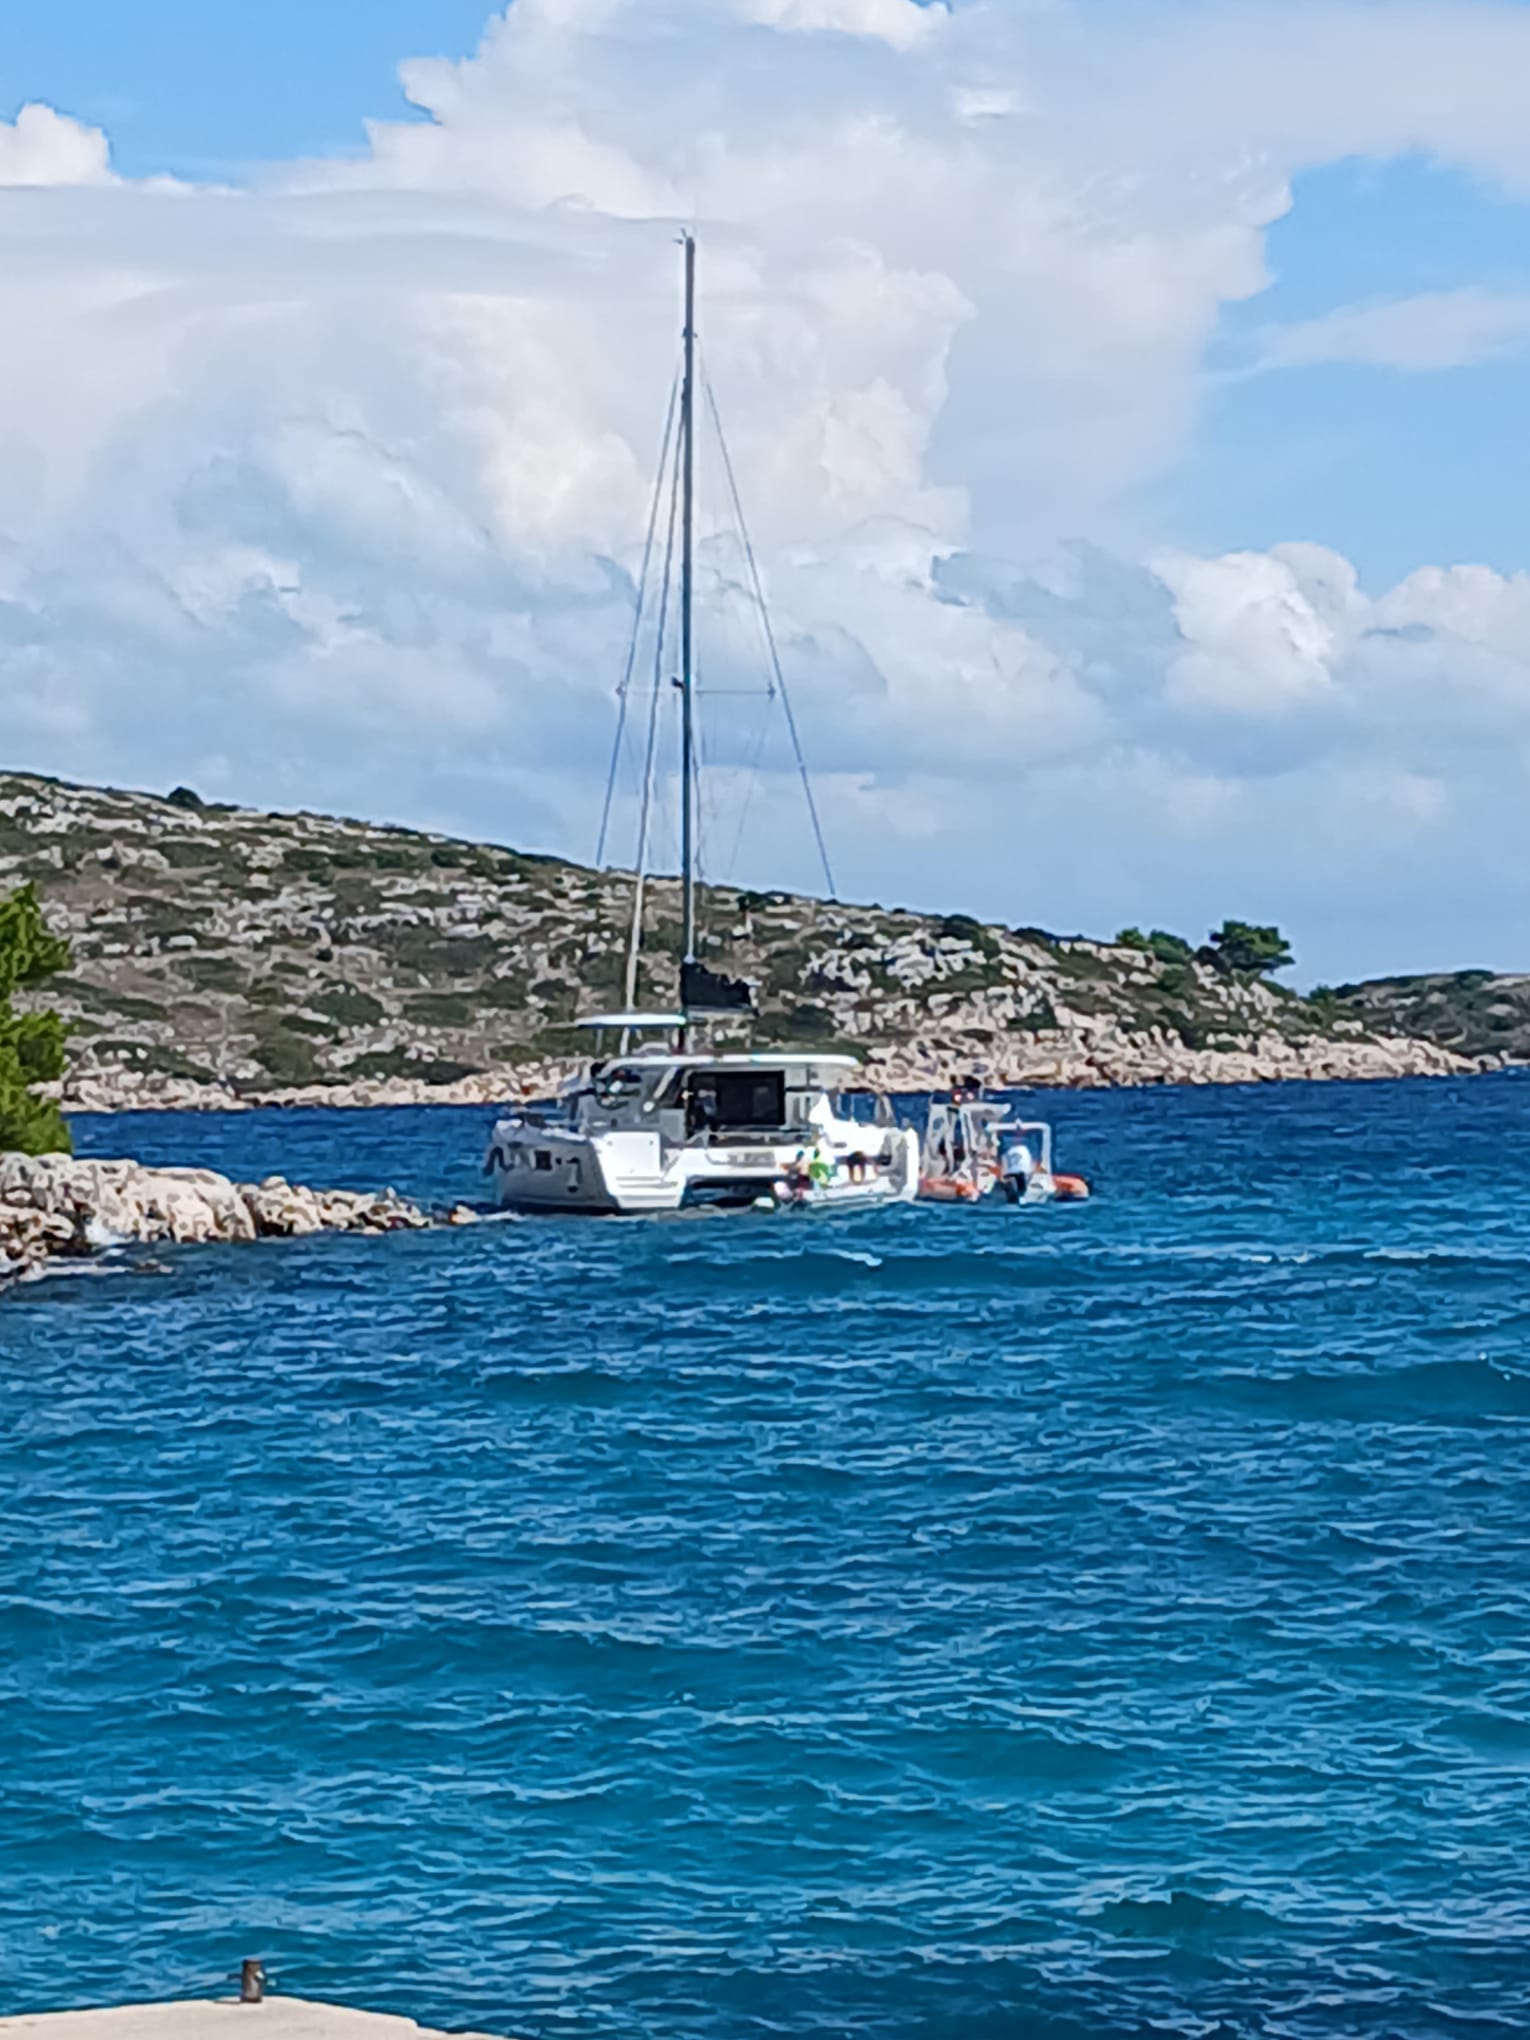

686,1070,786,1130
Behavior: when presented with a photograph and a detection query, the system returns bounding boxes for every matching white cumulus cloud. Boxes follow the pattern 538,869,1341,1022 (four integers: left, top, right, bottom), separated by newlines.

0,104,114,189
741,0,941,50
6,0,1530,975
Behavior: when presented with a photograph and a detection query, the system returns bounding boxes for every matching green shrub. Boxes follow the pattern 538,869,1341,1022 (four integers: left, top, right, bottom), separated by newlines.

367,843,431,873
341,1049,480,1084
1158,963,1196,1000
1055,946,1109,981
0,885,72,1154
140,1046,217,1084
405,992,477,1029
158,839,214,870
775,1002,838,1039
250,1030,325,1084
479,974,532,1011
370,925,500,976
283,847,337,878
309,984,387,1027
528,1025,587,1058
929,966,998,1000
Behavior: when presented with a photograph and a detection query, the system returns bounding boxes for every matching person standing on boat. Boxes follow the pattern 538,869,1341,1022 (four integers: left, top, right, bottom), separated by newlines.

689,1080,720,1139
999,1134,1035,1204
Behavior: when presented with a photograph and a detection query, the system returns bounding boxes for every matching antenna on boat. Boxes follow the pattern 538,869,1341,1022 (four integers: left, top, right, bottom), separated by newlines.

679,229,698,1049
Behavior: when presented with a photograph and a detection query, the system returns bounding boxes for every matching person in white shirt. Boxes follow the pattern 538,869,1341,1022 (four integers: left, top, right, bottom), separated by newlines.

999,1136,1035,1203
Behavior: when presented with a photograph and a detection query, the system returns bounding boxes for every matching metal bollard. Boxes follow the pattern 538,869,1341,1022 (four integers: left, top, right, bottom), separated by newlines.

240,1959,266,2005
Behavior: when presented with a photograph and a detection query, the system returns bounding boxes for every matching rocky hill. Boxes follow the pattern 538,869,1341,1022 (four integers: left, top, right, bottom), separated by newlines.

1333,970,1530,1065
0,770,1483,1108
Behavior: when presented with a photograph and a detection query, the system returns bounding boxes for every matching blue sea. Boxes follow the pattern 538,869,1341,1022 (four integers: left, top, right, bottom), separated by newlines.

5,1076,1530,2039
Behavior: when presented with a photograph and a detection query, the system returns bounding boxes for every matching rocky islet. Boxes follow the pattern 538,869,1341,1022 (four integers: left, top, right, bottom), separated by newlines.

0,1152,475,1290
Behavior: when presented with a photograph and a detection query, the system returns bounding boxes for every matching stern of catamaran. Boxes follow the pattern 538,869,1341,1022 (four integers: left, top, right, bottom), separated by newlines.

485,1036,918,1214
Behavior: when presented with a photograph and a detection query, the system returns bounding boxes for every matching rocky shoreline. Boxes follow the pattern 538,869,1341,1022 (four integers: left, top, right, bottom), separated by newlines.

7,770,1518,1106
862,1030,1490,1092
0,1153,476,1290
47,1029,1492,1117
4,1030,1494,1291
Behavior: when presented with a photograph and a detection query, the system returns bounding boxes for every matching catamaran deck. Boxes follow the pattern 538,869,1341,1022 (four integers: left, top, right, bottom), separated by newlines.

0,2001,511,2039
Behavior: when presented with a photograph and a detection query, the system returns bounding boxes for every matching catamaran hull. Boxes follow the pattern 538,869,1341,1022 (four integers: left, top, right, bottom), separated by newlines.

484,1119,920,1216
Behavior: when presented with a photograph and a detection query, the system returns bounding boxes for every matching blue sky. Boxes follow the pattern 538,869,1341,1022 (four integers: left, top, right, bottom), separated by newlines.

1,1,495,178
1166,157,1530,589
7,0,1530,981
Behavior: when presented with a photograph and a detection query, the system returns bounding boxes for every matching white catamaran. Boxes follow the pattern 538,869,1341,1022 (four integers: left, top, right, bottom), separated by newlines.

484,236,919,1215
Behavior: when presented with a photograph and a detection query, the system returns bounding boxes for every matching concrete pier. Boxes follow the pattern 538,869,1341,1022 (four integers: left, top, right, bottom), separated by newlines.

0,2001,509,2039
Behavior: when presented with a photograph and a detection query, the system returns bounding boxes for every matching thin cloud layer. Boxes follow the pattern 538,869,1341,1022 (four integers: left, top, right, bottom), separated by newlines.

1260,288,1530,373
4,0,1530,975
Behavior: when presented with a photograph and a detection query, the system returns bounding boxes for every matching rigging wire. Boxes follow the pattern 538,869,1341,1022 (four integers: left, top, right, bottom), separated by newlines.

721,687,776,885
596,369,681,872
699,406,776,891
623,399,685,1016
702,365,838,902
694,648,713,894
690,412,733,904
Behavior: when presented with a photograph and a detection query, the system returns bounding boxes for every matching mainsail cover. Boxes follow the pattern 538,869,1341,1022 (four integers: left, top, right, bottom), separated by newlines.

682,961,754,1014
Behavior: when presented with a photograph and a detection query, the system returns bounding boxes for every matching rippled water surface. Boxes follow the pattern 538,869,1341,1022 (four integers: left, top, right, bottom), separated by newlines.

6,1078,1530,2038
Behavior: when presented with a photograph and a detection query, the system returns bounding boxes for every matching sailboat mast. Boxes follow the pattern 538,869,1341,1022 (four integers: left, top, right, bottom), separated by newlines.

679,232,698,997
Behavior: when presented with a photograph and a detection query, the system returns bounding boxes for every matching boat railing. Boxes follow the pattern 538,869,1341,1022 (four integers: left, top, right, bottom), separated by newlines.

499,1100,569,1131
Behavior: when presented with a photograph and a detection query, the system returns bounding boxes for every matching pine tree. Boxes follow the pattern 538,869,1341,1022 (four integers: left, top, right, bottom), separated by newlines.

0,884,72,1155
1204,920,1294,979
